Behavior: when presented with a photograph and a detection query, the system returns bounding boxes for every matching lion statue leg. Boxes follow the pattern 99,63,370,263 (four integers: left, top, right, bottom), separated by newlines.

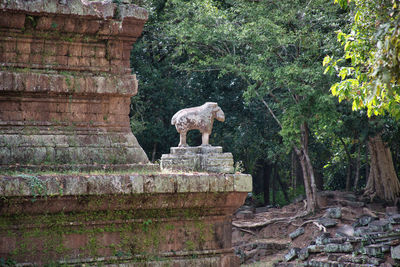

201,132,210,146
179,131,188,147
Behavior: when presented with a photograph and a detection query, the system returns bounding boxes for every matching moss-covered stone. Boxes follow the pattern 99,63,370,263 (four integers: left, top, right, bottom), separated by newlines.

0,173,250,266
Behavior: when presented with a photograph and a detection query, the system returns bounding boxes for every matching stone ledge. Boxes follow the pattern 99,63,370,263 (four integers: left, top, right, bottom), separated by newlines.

57,248,238,266
0,71,138,96
0,0,148,21
0,163,160,173
0,173,252,197
0,129,149,165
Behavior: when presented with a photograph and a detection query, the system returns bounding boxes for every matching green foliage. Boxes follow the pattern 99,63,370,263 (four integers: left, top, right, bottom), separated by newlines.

18,174,47,201
325,0,400,118
130,0,400,201
142,219,153,233
130,0,284,167
0,258,16,267
288,185,306,200
160,0,348,153
252,193,264,206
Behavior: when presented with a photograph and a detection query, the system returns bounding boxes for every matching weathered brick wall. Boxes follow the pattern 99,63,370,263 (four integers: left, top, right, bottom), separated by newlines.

0,172,251,265
0,0,149,165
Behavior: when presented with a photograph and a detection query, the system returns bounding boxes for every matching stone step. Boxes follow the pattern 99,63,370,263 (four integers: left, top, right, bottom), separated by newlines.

337,254,384,265
236,239,289,251
305,259,378,267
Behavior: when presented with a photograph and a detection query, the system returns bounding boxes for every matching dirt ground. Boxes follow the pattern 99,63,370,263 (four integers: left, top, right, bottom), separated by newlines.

232,191,391,266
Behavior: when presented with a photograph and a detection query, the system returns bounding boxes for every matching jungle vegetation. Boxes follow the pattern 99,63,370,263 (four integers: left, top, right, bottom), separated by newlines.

130,0,400,211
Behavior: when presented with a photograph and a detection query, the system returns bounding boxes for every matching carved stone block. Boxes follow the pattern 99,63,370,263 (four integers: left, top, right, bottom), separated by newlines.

161,146,234,173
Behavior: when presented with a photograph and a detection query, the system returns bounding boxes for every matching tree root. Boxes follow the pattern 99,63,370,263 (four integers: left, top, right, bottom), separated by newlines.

313,221,327,232
292,219,326,232
235,228,257,236
232,210,310,229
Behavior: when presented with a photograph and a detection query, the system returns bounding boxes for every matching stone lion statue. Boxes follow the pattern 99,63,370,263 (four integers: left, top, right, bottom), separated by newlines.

171,102,225,147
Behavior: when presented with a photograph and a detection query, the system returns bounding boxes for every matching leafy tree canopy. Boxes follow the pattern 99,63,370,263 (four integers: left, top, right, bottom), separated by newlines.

324,0,400,118
162,0,344,150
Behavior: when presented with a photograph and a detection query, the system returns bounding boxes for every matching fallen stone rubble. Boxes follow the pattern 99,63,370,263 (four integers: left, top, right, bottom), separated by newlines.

235,239,289,263
277,209,400,266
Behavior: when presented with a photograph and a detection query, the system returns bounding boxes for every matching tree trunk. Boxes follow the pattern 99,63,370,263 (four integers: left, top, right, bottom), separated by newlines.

345,162,352,191
263,163,272,205
272,164,277,205
393,143,399,175
294,122,318,212
365,145,369,183
354,143,361,190
339,137,352,191
315,171,324,191
303,147,318,211
364,134,400,202
291,151,296,190
276,170,290,202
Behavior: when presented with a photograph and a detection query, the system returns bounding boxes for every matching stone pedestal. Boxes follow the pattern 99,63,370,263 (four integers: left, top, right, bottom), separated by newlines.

0,0,149,165
161,146,235,173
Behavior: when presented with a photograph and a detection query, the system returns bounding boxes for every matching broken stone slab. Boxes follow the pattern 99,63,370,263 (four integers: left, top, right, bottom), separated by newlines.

325,207,342,219
389,214,400,225
306,259,369,267
326,237,347,244
392,245,400,260
338,255,384,265
335,224,355,237
289,227,305,240
354,226,371,237
307,245,325,253
364,244,384,258
353,215,378,227
318,217,337,228
346,236,363,244
324,243,353,253
298,247,309,261
285,247,301,261
237,239,288,253
354,230,400,245
368,219,392,232
316,232,331,245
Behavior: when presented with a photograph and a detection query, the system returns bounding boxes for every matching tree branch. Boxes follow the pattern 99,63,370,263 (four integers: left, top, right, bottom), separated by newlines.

254,90,283,129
